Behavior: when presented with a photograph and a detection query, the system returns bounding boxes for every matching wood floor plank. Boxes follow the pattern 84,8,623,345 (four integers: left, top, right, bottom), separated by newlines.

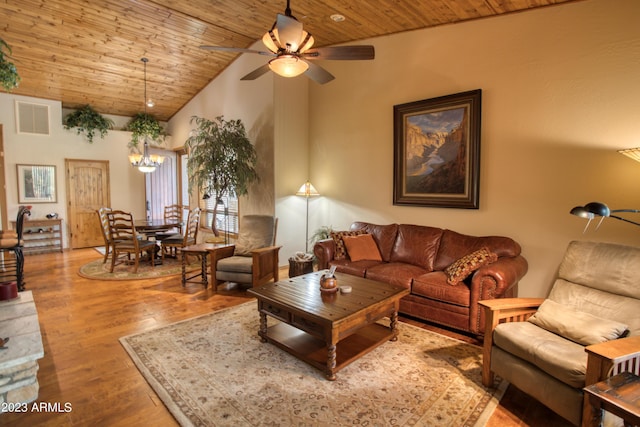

0,248,570,426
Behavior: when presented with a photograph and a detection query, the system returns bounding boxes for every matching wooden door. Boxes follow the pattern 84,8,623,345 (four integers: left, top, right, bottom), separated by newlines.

65,159,110,249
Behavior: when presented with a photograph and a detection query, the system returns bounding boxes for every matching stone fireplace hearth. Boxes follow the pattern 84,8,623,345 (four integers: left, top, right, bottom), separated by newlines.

0,291,44,406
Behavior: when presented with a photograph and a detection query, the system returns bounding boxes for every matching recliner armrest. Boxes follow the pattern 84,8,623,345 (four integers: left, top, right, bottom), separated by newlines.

479,297,545,387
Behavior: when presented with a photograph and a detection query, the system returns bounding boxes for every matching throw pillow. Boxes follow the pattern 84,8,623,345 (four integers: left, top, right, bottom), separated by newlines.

527,299,629,346
330,230,366,260
444,247,498,285
342,234,382,262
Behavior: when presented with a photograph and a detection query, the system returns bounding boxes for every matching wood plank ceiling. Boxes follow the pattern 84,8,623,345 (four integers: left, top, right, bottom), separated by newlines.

0,0,583,121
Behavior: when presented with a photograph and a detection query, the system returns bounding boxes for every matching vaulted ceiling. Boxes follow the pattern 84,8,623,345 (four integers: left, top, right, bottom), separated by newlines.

1,0,582,121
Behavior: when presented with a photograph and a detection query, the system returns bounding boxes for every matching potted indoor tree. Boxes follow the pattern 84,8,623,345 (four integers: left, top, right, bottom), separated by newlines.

185,115,258,236
63,105,115,143
0,38,20,92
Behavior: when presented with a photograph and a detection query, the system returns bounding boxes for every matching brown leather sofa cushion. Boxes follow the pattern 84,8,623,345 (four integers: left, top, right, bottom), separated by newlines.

389,224,443,270
366,262,428,290
433,229,521,271
412,271,470,307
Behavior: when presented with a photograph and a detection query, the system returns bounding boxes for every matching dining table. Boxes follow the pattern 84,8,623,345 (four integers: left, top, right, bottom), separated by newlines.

133,218,182,264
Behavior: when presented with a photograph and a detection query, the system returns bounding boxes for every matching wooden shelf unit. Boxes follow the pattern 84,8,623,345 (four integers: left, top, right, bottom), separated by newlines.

13,218,63,254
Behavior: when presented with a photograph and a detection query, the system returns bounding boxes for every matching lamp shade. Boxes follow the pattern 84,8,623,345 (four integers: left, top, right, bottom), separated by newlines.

296,181,319,197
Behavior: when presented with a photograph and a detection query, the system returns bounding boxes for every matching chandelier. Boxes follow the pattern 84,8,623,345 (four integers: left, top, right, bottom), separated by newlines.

130,57,163,173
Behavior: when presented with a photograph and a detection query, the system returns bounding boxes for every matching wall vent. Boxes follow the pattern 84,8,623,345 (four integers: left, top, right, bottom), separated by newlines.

16,101,50,135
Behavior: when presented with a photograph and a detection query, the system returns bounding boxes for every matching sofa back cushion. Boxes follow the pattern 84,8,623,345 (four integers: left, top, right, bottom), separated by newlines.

350,222,398,262
433,229,521,271
548,240,640,336
389,224,444,270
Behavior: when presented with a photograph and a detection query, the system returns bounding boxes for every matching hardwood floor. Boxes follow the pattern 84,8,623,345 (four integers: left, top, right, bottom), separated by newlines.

1,249,571,426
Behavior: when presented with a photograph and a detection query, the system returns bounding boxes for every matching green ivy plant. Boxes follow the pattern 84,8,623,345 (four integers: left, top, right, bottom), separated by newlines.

185,115,258,236
63,105,115,143
0,38,20,92
124,112,166,148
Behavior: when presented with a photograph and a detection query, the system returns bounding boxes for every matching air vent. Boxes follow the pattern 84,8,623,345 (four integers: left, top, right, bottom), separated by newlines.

16,101,50,135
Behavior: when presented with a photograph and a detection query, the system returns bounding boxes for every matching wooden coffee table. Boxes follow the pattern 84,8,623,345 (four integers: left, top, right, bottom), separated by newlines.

247,271,410,380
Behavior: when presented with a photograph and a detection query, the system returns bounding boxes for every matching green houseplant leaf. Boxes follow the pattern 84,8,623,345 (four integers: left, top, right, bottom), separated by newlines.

185,115,259,236
0,38,20,92
63,105,115,143
125,112,166,148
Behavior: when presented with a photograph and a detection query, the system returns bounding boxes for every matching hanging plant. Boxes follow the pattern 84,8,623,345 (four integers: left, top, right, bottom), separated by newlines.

0,38,20,92
63,105,115,143
124,112,166,148
185,115,259,236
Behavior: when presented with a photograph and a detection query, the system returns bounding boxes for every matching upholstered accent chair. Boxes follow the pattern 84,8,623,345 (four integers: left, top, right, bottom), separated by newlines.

160,207,200,259
106,210,157,273
480,240,640,426
210,215,281,288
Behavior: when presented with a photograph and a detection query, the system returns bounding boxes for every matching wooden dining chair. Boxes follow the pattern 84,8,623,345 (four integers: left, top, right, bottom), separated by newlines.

96,207,112,263
106,210,157,273
161,208,201,259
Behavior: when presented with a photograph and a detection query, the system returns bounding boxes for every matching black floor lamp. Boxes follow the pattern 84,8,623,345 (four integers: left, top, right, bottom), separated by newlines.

296,181,320,253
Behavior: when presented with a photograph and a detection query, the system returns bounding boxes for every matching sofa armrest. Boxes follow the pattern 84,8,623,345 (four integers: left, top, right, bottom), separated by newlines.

467,255,529,336
479,297,545,387
471,255,528,298
313,238,335,270
208,244,236,284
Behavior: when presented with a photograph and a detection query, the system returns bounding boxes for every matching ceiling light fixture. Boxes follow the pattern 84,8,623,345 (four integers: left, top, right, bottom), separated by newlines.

618,147,640,163
130,57,163,173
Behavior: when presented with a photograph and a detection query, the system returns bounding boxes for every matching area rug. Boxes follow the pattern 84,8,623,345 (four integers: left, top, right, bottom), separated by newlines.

120,302,506,426
79,256,200,281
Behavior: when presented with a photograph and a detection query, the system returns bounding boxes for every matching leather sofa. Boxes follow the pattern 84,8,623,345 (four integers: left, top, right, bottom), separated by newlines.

313,221,528,336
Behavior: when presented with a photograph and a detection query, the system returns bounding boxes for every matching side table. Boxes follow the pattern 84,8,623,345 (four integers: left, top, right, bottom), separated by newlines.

583,371,640,427
288,257,313,277
181,243,221,290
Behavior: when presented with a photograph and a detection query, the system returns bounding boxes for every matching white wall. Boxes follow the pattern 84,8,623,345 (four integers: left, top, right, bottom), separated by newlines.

306,0,640,297
0,94,149,247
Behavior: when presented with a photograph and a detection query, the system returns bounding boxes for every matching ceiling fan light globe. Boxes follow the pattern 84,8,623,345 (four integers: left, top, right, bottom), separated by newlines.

262,31,280,53
299,32,314,52
269,55,308,77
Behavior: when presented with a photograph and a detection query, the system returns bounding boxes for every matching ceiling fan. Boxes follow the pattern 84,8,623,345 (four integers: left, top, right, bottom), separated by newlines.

200,0,375,84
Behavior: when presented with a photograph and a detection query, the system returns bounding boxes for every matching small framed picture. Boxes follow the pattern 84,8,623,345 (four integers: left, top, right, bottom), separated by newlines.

17,164,57,203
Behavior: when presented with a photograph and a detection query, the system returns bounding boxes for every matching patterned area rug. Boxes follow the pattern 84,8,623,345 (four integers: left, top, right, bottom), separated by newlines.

120,302,505,426
79,255,201,281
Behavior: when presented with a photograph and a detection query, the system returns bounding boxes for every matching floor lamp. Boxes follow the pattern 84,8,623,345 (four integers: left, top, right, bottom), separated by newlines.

296,181,320,253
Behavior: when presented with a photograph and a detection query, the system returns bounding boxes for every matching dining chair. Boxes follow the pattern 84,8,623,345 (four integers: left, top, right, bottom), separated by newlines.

0,206,31,291
161,208,201,259
155,204,187,240
107,210,157,273
96,207,112,263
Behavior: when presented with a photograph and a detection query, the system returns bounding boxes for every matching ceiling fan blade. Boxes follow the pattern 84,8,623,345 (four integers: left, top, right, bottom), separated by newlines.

241,64,272,81
303,45,375,61
275,14,303,49
304,61,335,85
200,46,274,56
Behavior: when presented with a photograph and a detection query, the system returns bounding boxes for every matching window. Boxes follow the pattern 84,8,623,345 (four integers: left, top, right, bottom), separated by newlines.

199,192,238,236
144,147,177,220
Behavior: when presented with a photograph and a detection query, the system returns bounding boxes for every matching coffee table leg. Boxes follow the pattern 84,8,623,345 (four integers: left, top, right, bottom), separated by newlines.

390,310,399,341
258,311,268,343
326,344,337,381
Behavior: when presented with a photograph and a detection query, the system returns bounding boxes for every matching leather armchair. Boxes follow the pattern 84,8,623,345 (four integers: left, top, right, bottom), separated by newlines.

210,215,281,288
480,240,640,426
